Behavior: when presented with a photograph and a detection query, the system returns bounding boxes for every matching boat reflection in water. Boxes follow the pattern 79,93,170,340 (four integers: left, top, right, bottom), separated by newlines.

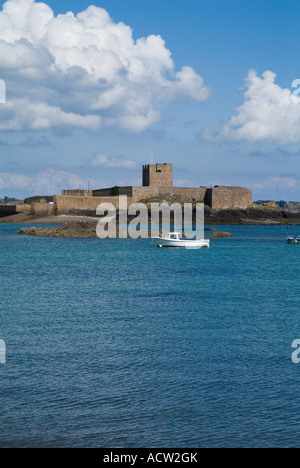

287,235,300,244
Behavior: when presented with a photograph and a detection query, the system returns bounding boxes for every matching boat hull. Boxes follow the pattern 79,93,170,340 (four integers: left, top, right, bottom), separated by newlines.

153,237,210,249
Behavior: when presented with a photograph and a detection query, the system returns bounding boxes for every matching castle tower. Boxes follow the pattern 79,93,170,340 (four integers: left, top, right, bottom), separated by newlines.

142,163,173,188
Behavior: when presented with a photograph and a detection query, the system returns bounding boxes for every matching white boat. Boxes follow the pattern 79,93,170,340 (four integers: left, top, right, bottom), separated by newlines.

153,232,210,249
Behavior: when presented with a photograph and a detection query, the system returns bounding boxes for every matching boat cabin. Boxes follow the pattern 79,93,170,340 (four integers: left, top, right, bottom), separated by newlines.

166,232,181,240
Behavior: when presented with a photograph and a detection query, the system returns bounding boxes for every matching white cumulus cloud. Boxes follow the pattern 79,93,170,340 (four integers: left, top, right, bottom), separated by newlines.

203,70,300,143
89,154,138,170
252,176,297,191
0,168,97,194
0,0,211,133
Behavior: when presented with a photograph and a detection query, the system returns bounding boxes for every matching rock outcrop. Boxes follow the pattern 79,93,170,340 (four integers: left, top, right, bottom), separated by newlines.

17,222,233,239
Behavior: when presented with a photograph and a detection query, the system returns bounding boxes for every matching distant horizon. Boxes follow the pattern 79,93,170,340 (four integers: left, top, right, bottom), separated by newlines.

1,194,300,205
0,0,299,201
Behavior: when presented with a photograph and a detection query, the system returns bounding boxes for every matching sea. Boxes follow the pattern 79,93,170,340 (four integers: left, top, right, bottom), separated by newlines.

0,223,300,448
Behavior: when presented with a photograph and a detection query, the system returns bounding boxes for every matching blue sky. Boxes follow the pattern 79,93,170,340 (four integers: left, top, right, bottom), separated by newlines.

0,0,300,200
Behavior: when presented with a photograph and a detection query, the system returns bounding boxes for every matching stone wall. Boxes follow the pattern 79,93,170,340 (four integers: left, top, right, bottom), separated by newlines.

0,205,17,217
0,204,31,218
132,186,207,203
30,203,55,217
62,190,92,197
205,186,252,210
16,204,31,213
54,195,133,214
92,187,133,197
54,187,252,214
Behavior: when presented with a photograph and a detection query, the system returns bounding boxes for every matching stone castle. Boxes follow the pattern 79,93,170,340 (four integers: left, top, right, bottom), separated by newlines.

55,163,252,215
0,163,253,218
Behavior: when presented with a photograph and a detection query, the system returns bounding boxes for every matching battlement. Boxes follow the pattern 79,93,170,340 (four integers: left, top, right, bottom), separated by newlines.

62,190,92,197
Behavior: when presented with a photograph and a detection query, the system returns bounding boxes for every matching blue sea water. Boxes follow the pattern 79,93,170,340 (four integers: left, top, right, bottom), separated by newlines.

0,223,300,448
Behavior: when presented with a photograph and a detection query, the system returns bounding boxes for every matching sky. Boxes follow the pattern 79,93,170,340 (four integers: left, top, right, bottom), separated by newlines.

0,0,300,200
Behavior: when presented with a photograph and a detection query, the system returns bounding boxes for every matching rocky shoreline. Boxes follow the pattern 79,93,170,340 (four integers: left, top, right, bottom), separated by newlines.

2,201,300,226
17,221,233,239
13,202,300,239
58,203,300,226
205,206,300,225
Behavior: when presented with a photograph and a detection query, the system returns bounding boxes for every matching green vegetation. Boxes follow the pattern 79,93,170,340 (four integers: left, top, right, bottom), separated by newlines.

191,199,204,206
112,186,121,196
0,196,19,204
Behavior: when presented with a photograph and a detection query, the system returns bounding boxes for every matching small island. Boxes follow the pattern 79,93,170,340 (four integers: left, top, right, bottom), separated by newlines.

17,221,233,239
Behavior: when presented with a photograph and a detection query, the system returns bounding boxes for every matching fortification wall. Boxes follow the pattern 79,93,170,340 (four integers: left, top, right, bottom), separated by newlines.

0,205,17,217
30,203,54,217
16,204,31,214
132,186,207,203
0,204,31,218
205,187,252,210
54,187,252,213
54,195,133,214
92,187,133,197
62,190,92,197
